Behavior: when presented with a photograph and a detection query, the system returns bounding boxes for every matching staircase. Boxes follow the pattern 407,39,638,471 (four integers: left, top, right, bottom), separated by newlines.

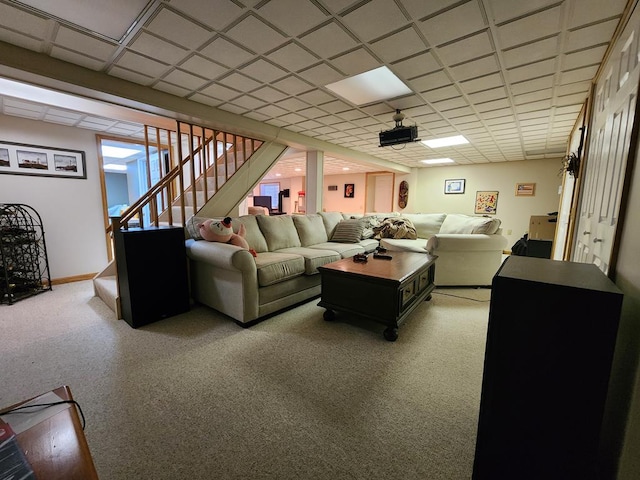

93,122,264,317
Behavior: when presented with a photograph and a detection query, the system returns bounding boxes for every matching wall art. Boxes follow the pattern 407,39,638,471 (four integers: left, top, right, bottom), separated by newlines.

475,191,499,214
0,141,86,179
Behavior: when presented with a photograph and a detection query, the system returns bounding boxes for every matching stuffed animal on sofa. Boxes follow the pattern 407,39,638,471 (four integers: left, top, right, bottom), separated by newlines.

198,217,257,257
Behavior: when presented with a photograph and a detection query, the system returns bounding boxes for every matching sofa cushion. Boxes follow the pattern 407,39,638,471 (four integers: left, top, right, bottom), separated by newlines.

380,238,428,253
439,214,501,234
256,215,301,251
276,247,340,275
292,214,328,246
234,215,269,253
319,211,345,238
254,252,305,287
331,218,365,243
309,242,365,258
402,213,446,238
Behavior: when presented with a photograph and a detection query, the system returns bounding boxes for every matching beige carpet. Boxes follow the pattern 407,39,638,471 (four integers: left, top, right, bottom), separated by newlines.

0,281,491,480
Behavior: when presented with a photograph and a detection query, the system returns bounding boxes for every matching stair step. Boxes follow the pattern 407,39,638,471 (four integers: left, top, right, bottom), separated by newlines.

93,275,121,318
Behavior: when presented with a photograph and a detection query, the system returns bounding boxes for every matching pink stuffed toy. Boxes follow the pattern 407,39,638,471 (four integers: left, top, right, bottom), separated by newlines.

198,217,257,257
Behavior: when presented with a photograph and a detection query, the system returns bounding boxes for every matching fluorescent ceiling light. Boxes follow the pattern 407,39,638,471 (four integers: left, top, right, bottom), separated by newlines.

102,145,140,158
422,135,469,148
103,163,128,171
325,66,412,106
420,158,455,165
342,167,350,171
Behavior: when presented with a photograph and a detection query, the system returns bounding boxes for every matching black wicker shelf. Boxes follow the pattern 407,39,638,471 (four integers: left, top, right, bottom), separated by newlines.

0,204,52,305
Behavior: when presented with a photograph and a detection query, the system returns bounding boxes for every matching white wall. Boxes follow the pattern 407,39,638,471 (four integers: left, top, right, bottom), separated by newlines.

322,173,366,213
0,115,108,280
413,159,563,248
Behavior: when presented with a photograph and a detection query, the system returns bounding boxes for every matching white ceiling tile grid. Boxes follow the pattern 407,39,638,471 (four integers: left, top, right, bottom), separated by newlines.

0,0,631,175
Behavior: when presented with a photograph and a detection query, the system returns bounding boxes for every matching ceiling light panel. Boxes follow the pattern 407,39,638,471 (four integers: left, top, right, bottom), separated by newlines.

325,66,412,106
422,135,470,148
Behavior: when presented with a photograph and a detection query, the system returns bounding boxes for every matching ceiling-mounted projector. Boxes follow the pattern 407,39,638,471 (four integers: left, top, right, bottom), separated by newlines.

379,109,420,147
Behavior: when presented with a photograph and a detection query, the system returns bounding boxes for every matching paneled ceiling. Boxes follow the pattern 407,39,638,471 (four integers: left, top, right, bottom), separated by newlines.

0,0,631,179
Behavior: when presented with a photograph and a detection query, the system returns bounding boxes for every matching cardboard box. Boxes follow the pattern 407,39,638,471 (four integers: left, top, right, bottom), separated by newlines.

529,215,557,240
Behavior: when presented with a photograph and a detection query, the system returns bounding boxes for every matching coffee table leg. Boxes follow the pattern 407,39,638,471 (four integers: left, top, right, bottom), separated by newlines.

383,326,398,342
323,309,336,321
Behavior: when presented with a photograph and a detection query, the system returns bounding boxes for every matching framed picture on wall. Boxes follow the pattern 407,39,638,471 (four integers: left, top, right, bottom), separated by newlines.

515,182,536,196
344,183,354,198
0,140,86,179
475,191,499,214
444,179,465,194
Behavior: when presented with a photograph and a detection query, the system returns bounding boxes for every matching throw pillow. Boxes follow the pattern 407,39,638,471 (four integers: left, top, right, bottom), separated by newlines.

184,215,210,240
439,214,501,234
331,219,365,243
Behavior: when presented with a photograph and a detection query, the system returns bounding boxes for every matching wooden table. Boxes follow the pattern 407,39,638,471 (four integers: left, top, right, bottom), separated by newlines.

0,386,99,479
318,251,437,341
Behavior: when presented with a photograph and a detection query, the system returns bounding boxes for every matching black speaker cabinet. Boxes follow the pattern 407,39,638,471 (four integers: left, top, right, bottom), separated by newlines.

114,226,190,328
473,256,623,480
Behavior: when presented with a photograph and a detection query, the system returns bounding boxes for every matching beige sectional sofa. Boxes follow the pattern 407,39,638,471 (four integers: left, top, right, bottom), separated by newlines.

185,212,377,326
373,212,508,286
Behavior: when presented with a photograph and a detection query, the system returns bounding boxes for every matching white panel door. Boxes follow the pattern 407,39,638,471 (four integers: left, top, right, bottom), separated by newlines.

573,9,640,274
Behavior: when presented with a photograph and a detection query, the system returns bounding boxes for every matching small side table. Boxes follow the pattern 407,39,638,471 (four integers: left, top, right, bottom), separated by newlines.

0,386,99,480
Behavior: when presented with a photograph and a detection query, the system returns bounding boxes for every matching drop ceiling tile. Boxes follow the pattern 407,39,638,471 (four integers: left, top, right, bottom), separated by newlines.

179,55,228,79
467,87,507,103
255,104,290,117
297,89,335,105
0,3,48,37
433,96,469,111
163,69,208,90
252,86,289,102
77,121,110,130
199,83,242,101
419,2,486,47
460,73,503,94
567,0,627,29
488,0,559,25
514,89,552,105
199,37,255,68
218,72,262,91
436,31,494,67
556,81,591,96
278,113,307,124
116,51,169,78
560,65,599,84
299,22,358,59
171,0,242,30
298,107,327,118
556,92,589,106
399,0,460,20
449,55,500,82
330,48,380,76
244,111,271,122
510,76,554,95
229,95,266,110
266,42,319,72
565,19,619,52
409,70,451,92
298,119,324,130
389,95,426,110
361,103,393,116
515,99,552,113
0,29,42,51
54,27,117,60
129,32,188,65
145,8,211,50
507,58,556,83
257,0,327,37
240,59,288,83
369,27,426,64
442,105,475,118
391,51,441,79
276,97,309,111
563,45,608,71
271,76,314,95
337,109,366,120
297,63,343,86
501,36,559,69
43,114,78,125
109,66,154,85
51,47,105,71
421,85,460,103
226,15,287,54
497,6,563,50
480,108,513,119
341,0,408,42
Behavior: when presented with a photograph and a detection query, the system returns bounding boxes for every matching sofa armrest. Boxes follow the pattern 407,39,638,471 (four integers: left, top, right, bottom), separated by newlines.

426,234,508,253
185,239,256,272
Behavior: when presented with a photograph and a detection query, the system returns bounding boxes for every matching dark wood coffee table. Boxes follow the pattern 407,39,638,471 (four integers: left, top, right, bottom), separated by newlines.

317,251,437,341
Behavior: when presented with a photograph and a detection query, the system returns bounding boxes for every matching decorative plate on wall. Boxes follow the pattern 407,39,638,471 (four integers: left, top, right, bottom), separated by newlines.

398,180,409,208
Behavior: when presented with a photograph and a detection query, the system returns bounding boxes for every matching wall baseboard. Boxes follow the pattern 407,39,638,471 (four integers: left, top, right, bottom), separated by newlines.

51,273,97,285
